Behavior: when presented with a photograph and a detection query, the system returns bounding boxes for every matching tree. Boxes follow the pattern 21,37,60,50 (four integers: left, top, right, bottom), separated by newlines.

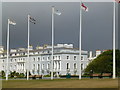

85,50,120,76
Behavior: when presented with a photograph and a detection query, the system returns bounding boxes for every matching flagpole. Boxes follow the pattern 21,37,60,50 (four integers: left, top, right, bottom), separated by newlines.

27,15,30,80
51,6,54,80
79,1,82,80
6,19,10,81
113,1,116,79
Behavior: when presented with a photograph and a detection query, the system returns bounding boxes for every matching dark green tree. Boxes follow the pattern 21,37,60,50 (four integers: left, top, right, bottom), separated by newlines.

85,50,120,76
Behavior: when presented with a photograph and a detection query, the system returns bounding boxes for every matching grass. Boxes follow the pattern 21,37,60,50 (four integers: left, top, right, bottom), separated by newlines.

2,78,118,88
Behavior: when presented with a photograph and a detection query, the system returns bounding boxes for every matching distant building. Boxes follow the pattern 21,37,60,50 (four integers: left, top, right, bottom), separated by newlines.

0,44,89,76
88,49,109,62
0,46,4,53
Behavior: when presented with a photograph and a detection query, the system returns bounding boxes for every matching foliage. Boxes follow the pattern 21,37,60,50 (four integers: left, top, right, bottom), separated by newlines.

1,70,5,77
85,50,120,75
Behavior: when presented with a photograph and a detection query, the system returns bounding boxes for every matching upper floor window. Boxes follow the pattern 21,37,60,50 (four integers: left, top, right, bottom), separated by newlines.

42,57,44,60
74,56,77,60
67,56,69,60
33,58,35,61
81,56,83,60
47,56,50,60
38,57,40,61
58,56,61,60
14,59,16,62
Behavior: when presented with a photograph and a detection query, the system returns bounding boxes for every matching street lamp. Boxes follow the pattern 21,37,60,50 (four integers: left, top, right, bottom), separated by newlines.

51,6,61,80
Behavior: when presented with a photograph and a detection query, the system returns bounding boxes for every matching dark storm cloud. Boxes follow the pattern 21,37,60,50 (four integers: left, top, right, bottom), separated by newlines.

2,2,115,51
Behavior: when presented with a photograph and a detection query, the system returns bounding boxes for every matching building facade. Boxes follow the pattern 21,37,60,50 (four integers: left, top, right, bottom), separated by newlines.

0,44,89,76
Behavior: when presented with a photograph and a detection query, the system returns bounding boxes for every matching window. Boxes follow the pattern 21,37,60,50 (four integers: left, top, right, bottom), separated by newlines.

33,58,35,61
67,56,69,59
23,53,25,55
38,57,40,61
48,51,50,53
74,63,77,69
3,65,4,69
81,56,83,60
58,62,60,69
58,56,61,60
74,56,76,60
11,59,12,62
42,64,44,69
33,64,35,70
47,64,50,69
42,57,44,60
66,63,69,69
81,64,83,70
14,59,16,62
38,64,40,70
14,65,16,69
47,56,49,60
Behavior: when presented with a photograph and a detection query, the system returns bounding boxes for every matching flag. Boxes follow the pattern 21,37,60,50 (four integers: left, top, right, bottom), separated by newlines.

115,0,120,3
9,19,16,25
54,10,61,15
81,3,88,12
29,16,36,24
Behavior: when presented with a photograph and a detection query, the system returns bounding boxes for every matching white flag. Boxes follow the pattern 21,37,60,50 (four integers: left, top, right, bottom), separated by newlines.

54,10,61,15
9,19,16,25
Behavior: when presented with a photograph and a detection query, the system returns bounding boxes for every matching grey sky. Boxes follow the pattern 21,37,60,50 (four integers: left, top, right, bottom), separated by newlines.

2,2,114,51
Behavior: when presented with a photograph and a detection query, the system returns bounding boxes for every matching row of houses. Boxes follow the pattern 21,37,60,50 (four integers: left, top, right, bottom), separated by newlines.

0,44,102,76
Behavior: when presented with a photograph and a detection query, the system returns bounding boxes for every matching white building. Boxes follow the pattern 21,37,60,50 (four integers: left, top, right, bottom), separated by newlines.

88,50,107,62
0,44,89,76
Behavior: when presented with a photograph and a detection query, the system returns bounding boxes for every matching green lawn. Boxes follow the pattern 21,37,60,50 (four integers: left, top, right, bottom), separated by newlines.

2,78,118,88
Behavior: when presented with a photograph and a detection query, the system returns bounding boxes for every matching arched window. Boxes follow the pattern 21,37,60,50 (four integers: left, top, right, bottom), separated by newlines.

42,64,44,69
38,57,40,61
81,64,83,70
38,64,40,70
66,63,69,69
74,63,77,69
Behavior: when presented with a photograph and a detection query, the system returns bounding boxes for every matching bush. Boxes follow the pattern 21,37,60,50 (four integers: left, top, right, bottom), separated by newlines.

1,71,5,77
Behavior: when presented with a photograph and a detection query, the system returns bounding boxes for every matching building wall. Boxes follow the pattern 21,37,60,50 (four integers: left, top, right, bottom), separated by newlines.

0,48,89,76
